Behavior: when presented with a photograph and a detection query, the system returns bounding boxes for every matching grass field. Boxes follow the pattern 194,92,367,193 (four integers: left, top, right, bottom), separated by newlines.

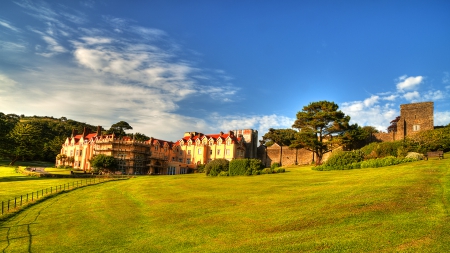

0,166,103,203
1,158,450,252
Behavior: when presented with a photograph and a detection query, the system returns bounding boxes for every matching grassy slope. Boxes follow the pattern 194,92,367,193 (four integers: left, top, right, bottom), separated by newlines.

0,167,96,202
1,159,450,252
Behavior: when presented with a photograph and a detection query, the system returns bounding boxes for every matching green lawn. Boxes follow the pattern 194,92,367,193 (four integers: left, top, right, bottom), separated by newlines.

1,159,450,252
0,166,99,202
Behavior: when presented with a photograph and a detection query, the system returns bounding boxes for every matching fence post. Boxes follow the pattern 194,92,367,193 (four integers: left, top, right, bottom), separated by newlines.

32,192,34,201
27,193,28,202
21,195,23,206
8,200,10,211
15,197,16,209
2,201,3,215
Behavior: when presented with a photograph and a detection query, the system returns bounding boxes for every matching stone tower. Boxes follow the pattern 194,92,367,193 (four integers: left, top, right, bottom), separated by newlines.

396,101,434,140
232,129,258,158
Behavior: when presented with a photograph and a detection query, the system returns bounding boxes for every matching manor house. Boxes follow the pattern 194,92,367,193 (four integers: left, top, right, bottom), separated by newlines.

57,127,258,175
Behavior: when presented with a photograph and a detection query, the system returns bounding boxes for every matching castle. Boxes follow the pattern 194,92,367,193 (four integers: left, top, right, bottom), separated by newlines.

57,128,258,175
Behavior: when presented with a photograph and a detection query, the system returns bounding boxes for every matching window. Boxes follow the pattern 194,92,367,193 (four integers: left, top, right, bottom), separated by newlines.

217,149,221,155
168,167,176,175
179,158,182,162
188,150,191,155
226,149,230,156
154,145,159,151
210,150,213,155
198,148,202,155
413,125,420,131
227,139,231,145
187,158,191,164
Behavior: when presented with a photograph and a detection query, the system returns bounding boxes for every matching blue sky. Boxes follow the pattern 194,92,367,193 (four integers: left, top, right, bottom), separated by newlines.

1,0,450,141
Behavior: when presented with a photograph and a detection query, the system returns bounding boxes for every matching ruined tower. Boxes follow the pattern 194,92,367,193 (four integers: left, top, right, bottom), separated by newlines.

396,101,434,140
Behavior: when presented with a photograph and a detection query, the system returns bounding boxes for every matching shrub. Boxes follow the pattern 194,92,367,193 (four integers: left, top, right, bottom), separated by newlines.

218,171,229,177
205,159,229,176
261,168,273,174
229,159,248,176
360,141,404,158
271,162,280,170
229,159,263,176
275,168,285,173
405,152,424,160
197,164,206,173
324,150,365,168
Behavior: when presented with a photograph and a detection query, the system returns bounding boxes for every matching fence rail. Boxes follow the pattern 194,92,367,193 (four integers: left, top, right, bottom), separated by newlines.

1,176,129,217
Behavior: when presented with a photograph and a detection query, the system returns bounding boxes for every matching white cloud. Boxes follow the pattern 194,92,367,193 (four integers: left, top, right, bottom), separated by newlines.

423,90,445,101
363,95,379,107
382,94,397,101
435,111,450,126
0,19,20,32
403,91,420,101
341,100,398,132
396,75,423,92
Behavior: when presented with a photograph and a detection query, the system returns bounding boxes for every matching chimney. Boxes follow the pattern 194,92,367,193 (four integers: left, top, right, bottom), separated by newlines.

71,129,78,137
220,131,224,136
229,131,234,137
97,126,102,136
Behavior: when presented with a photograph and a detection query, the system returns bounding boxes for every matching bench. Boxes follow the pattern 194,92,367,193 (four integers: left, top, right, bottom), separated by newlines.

424,151,444,160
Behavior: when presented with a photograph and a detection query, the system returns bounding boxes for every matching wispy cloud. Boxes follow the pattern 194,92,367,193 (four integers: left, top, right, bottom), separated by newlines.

0,1,243,140
0,19,20,32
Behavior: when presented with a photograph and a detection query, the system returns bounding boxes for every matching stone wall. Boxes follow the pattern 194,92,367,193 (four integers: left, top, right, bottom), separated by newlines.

373,132,395,142
258,143,334,167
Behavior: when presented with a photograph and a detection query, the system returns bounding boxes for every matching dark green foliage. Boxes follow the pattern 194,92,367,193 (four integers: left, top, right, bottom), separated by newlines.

292,100,351,165
360,141,405,158
410,124,450,152
197,164,205,173
323,150,365,168
0,113,100,164
270,162,280,170
90,154,118,173
229,159,264,176
261,168,273,174
229,159,248,176
107,121,133,137
314,156,418,171
205,159,229,176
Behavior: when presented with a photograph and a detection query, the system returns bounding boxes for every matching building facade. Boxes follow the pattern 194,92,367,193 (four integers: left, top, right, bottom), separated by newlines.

57,128,257,175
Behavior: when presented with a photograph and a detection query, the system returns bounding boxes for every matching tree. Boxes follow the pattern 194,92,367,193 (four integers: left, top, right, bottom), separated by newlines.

388,116,401,132
341,124,379,150
261,128,297,166
107,121,133,137
3,122,40,165
292,101,350,165
90,154,117,173
130,132,150,141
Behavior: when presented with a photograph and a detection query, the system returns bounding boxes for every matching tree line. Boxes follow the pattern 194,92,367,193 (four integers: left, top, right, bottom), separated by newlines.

0,113,149,166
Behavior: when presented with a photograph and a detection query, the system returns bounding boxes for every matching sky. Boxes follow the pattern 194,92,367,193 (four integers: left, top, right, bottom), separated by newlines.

1,0,450,141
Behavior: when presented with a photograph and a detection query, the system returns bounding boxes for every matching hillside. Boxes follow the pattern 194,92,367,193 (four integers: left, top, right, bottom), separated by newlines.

1,160,449,252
